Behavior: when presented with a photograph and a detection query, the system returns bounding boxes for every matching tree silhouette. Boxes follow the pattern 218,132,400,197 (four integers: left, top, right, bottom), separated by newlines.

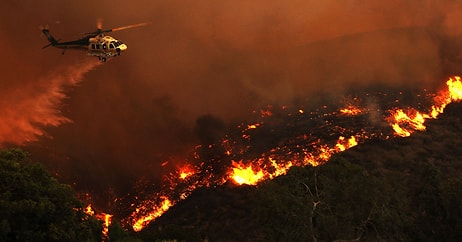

0,149,102,242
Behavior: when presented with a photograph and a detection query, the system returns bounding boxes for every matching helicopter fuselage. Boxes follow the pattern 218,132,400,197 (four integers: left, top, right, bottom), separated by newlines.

41,21,148,62
42,29,128,62
87,35,127,61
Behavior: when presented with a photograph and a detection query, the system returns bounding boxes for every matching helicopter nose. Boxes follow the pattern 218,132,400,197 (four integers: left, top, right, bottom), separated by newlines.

116,44,127,56
118,44,127,52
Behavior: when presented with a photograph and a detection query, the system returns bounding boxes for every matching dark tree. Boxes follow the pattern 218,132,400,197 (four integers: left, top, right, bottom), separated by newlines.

0,149,102,242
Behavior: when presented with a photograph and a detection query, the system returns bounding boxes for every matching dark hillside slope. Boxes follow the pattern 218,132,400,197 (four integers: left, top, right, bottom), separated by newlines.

343,102,462,175
140,103,462,242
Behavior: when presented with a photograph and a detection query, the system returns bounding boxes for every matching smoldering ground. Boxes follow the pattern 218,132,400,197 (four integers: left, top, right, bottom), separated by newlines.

2,0,462,209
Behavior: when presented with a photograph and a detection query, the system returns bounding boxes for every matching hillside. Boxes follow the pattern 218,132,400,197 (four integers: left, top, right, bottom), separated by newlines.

138,103,462,242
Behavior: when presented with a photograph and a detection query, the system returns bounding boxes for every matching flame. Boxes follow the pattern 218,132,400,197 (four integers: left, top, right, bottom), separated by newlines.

96,213,112,238
447,76,462,100
339,105,363,115
85,204,112,238
388,76,462,137
178,164,195,179
84,204,95,216
132,197,173,232
268,158,293,178
335,136,358,151
179,171,192,179
125,76,462,232
104,214,112,229
230,161,264,185
230,136,358,185
389,109,426,137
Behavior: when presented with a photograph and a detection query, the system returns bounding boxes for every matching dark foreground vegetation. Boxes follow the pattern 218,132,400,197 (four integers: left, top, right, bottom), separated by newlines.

0,149,103,241
1,104,462,241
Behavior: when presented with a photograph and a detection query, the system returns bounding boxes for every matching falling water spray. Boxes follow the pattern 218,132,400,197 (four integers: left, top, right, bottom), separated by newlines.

0,60,101,146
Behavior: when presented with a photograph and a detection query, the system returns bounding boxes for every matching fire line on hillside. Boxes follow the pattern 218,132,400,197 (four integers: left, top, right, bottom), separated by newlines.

106,76,462,231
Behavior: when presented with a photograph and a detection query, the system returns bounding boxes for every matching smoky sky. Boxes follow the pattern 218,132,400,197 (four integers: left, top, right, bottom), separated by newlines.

2,0,462,205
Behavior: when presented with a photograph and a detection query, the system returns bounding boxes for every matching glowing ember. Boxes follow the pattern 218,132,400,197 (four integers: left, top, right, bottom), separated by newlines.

260,107,273,117
84,204,95,216
178,165,195,179
179,171,192,179
247,123,260,129
317,145,333,162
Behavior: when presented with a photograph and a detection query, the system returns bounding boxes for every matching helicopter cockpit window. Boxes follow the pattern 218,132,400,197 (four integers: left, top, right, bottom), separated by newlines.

112,41,123,47
110,43,115,49
102,43,107,49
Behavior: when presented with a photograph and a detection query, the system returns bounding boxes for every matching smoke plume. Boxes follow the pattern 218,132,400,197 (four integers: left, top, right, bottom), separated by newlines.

2,0,462,210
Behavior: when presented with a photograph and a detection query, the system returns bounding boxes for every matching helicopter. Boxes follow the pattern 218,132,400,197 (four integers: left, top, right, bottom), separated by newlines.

41,20,149,62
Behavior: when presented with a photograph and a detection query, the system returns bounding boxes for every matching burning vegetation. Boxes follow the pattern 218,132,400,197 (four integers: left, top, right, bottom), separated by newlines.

121,76,462,231
3,67,462,238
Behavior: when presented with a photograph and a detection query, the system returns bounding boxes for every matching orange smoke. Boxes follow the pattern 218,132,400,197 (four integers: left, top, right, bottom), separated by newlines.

0,60,100,146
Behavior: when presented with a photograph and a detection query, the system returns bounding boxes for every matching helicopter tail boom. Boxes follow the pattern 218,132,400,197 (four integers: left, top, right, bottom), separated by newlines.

41,28,59,48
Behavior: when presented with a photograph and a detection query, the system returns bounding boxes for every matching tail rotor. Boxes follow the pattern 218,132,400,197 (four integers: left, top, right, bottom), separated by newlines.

40,25,60,48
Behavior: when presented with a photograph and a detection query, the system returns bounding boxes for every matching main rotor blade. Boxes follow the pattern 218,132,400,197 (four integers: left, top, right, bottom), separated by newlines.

96,18,103,31
110,22,150,32
85,22,150,36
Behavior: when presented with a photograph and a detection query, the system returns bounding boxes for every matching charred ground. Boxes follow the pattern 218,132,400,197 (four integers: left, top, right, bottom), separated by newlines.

138,103,462,241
